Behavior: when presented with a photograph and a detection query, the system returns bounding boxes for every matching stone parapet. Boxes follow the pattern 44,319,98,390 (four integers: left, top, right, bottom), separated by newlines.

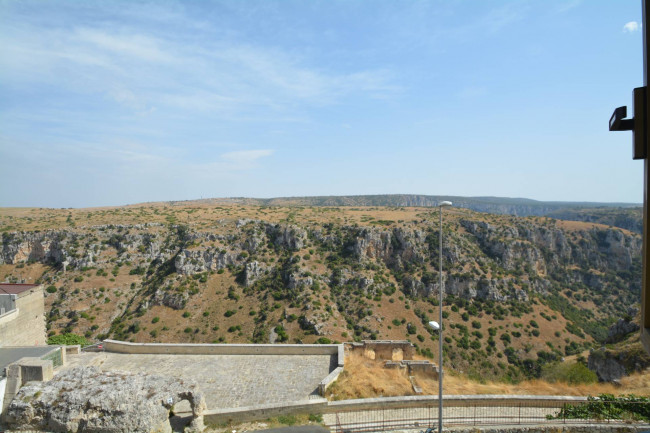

204,398,328,425
318,367,344,396
103,340,342,357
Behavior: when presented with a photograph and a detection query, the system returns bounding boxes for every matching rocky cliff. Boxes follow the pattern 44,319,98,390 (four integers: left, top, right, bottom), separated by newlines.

0,204,642,381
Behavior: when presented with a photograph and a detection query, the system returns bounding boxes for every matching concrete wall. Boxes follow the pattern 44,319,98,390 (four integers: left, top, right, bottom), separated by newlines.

204,399,328,424
318,366,344,395
104,340,343,361
325,394,589,413
0,287,46,347
1,357,53,416
203,394,595,426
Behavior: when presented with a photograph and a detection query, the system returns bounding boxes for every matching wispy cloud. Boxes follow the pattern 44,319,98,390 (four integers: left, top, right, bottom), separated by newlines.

221,149,274,167
0,12,396,118
623,21,640,33
555,0,582,14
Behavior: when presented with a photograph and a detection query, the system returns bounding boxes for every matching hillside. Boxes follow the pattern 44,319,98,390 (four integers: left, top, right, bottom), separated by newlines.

184,194,640,220
0,203,642,383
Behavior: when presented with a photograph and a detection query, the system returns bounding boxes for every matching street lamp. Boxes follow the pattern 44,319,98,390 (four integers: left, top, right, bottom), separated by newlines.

432,200,452,433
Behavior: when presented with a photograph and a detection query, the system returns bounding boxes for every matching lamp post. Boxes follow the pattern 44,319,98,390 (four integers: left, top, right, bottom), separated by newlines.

436,201,452,433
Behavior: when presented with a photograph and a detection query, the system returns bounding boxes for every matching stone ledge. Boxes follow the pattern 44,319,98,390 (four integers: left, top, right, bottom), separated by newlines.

204,398,328,424
319,367,344,396
324,395,589,413
104,340,342,357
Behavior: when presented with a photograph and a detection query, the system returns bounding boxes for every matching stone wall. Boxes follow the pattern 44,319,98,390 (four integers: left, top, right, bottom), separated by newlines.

103,340,344,362
0,287,46,347
349,340,415,361
203,394,594,426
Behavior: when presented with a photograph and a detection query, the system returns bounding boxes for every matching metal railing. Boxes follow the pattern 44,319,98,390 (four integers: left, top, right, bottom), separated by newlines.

40,346,63,368
331,399,650,433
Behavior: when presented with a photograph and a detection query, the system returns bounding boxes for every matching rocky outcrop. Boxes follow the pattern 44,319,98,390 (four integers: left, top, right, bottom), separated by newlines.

2,366,206,433
244,261,266,287
266,224,306,250
588,342,650,383
607,318,640,343
151,288,190,310
174,248,238,275
588,349,628,382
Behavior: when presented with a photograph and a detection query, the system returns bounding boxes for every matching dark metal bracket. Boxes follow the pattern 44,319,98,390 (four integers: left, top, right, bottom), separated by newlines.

609,106,634,131
609,86,647,160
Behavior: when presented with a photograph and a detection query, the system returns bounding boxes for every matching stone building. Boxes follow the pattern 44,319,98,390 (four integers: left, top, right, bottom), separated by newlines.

0,284,46,347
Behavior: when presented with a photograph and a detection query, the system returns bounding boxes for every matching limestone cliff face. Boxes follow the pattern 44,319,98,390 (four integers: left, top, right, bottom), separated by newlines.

0,216,641,323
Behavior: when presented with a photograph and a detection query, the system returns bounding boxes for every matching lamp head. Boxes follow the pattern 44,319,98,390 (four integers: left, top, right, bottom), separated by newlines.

439,201,452,207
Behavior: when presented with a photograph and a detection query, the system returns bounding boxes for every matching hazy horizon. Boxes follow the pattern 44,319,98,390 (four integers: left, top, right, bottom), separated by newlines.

0,193,642,210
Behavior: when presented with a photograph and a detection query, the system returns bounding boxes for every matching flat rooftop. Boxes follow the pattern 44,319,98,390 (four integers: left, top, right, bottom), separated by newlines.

0,284,40,295
0,346,57,376
60,351,336,409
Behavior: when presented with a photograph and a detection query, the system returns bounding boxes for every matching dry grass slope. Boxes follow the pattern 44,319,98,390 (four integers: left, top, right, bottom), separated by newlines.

326,353,650,400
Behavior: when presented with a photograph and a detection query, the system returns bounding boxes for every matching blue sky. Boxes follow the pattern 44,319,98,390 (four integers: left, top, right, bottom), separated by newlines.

0,0,645,207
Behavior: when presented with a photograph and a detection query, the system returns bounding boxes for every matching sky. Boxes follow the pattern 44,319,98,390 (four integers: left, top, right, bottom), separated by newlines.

0,0,645,208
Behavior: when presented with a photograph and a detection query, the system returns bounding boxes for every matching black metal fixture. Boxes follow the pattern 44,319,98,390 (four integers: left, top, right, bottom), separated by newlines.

609,86,647,160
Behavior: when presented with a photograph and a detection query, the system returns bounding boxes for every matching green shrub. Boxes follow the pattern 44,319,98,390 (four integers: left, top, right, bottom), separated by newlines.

406,323,417,335
278,415,297,425
46,285,57,293
541,362,598,385
152,317,160,324
47,333,89,346
309,413,323,423
548,394,649,422
182,311,191,318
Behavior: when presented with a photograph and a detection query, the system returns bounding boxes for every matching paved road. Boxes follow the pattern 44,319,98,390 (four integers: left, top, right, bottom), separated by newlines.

60,352,336,410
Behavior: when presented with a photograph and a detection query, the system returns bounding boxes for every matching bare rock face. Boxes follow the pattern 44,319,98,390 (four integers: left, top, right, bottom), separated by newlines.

3,366,206,433
588,349,627,383
152,288,190,310
607,317,640,343
244,260,266,287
